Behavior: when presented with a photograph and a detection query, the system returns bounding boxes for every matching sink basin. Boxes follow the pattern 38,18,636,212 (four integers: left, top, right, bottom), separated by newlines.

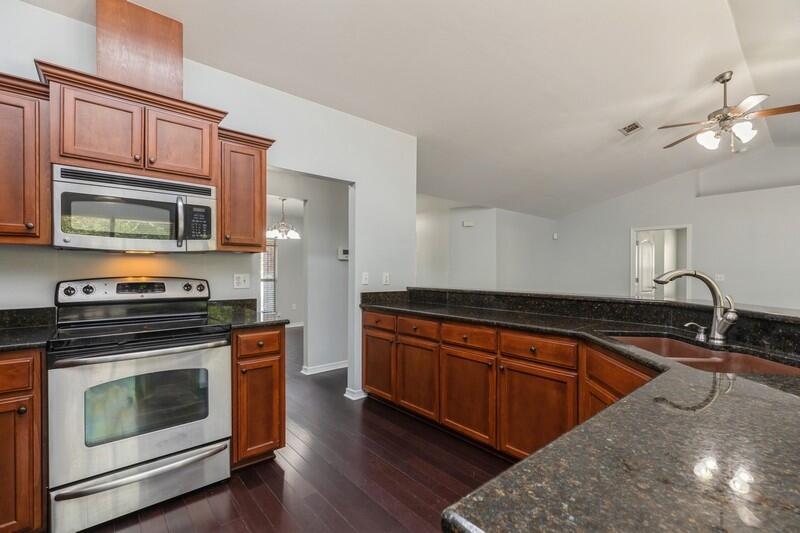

612,336,800,376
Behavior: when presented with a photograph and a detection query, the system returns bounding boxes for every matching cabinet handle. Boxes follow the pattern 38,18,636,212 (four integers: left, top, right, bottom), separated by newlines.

17,405,27,415
133,154,141,161
257,340,265,348
148,157,156,164
529,346,537,353
225,234,231,240
25,222,34,229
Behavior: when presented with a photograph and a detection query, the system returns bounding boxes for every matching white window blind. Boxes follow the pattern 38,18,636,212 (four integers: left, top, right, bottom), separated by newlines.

261,239,277,313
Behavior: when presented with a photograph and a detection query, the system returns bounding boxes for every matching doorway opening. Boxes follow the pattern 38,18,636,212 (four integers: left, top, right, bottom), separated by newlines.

630,225,692,300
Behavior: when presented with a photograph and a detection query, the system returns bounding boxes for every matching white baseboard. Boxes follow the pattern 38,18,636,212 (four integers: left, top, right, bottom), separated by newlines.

300,360,348,375
344,388,367,401
285,322,304,328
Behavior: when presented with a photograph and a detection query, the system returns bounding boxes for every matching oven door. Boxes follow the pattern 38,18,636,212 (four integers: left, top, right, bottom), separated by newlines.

48,340,231,488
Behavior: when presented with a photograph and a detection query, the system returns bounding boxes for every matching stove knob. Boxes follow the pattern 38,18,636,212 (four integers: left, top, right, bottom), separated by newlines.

196,284,206,292
63,286,76,297
82,285,95,295
183,283,193,292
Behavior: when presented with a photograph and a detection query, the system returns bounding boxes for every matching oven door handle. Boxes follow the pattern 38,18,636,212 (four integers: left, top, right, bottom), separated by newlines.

51,340,230,368
176,196,185,248
53,441,228,501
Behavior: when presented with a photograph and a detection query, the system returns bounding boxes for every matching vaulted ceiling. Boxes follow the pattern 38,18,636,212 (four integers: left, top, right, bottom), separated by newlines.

23,0,800,217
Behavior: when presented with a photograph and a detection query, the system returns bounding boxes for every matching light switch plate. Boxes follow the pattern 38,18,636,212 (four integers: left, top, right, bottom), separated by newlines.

233,273,250,289
714,273,725,282
382,272,390,285
361,272,369,285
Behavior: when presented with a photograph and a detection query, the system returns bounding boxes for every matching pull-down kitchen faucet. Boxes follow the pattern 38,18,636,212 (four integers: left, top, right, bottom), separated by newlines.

654,269,738,347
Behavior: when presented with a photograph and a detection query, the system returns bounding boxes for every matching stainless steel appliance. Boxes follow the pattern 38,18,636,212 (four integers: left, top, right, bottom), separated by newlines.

53,164,217,252
47,277,231,533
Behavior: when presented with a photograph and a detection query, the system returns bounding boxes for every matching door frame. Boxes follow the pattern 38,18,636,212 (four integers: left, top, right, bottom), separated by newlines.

629,224,693,299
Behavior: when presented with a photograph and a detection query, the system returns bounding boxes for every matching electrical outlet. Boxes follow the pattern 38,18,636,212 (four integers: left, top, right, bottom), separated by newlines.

714,273,726,282
291,303,297,310
361,272,369,285
382,272,390,285
233,273,250,289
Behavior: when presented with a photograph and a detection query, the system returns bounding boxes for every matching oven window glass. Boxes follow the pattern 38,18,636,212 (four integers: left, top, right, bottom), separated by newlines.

61,192,177,240
84,369,209,447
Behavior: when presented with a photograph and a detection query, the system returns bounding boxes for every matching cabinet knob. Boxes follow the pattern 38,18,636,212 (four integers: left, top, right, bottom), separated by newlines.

257,340,265,348
529,346,537,353
25,222,34,229
241,368,248,374
133,154,141,161
17,405,27,415
462,335,469,341
412,325,418,331
148,157,156,164
375,319,381,324
225,234,231,240
499,365,505,371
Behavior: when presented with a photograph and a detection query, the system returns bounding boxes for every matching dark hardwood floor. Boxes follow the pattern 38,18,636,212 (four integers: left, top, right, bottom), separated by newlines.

86,327,512,532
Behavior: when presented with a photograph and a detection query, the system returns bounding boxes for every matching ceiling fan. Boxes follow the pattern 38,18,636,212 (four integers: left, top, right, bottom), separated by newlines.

659,70,800,152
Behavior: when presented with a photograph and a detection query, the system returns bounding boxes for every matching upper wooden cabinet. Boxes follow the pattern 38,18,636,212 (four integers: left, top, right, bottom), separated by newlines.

146,108,213,178
0,74,51,245
218,129,273,252
60,85,144,168
37,60,226,185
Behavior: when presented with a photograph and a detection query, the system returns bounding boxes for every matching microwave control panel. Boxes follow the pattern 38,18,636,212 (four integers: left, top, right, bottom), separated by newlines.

186,205,213,240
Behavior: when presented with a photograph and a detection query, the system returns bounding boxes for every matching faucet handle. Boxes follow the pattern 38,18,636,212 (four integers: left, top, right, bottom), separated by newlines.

684,322,708,343
723,294,736,311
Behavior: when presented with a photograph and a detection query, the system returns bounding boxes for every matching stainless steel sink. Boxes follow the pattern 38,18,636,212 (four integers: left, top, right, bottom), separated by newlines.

612,336,800,375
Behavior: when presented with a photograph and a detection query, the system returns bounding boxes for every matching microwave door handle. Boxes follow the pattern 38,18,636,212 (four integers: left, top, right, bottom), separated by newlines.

176,196,185,248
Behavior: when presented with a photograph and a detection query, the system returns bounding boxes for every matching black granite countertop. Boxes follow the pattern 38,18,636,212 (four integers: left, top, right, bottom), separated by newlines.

208,300,290,330
360,301,800,532
0,325,54,352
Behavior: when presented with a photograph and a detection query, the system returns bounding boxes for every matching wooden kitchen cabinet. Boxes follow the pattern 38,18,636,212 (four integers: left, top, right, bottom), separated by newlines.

0,74,51,245
395,335,439,421
498,358,577,459
362,326,396,402
440,345,496,446
218,129,273,251
232,326,285,469
146,108,213,178
578,344,654,423
0,350,42,532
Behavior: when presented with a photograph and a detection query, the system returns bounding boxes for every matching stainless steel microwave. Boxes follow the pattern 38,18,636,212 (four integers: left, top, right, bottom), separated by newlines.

53,165,217,252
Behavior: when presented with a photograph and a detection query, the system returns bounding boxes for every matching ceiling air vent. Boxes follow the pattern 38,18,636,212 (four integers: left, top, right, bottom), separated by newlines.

618,121,644,136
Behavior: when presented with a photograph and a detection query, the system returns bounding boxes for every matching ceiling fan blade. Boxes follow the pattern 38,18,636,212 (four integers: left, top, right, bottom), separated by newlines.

744,104,800,119
730,94,769,116
658,120,712,129
662,127,712,149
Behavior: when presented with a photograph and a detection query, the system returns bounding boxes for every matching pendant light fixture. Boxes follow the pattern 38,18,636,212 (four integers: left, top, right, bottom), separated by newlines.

267,198,301,240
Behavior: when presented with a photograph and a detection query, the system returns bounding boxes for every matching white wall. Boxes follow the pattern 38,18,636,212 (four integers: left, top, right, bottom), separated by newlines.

0,0,417,396
495,209,557,291
415,209,450,287
268,169,349,373
448,207,497,289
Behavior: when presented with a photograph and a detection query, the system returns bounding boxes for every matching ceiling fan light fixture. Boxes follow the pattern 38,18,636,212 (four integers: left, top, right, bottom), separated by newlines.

696,130,721,150
731,121,758,144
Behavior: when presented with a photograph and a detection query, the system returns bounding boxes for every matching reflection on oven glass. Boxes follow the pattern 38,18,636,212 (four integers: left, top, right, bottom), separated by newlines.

84,369,209,447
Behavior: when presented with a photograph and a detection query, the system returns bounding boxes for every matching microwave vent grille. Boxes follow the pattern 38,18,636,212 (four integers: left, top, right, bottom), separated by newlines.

59,168,213,196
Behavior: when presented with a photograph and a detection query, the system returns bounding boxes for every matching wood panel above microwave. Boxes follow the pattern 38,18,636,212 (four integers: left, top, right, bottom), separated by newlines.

36,60,226,185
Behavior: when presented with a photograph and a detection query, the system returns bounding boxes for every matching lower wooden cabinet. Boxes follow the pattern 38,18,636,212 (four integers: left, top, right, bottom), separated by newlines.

0,350,42,532
498,358,576,458
395,335,439,421
363,327,396,401
232,327,285,468
440,345,496,446
579,378,618,423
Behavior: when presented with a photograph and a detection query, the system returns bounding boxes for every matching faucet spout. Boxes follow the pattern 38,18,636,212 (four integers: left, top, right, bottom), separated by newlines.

653,269,737,346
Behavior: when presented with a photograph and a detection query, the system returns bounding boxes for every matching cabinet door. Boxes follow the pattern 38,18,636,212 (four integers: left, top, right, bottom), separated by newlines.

579,379,618,423
0,92,38,238
498,359,577,458
440,345,496,446
61,86,144,167
146,108,213,178
235,356,283,463
396,335,439,420
219,141,265,249
363,327,395,402
0,395,34,532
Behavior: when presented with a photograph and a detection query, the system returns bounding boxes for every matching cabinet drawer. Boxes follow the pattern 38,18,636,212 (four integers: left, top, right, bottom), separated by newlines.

500,330,577,369
397,316,439,340
237,329,282,358
362,311,396,332
441,322,497,352
584,346,652,397
0,351,35,395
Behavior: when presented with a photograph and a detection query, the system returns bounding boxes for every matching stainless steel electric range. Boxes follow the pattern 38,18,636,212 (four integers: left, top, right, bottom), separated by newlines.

46,277,232,533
